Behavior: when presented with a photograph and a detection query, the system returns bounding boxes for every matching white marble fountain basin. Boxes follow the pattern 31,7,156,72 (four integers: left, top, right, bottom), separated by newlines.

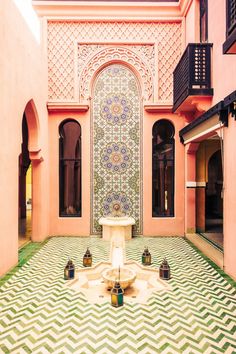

102,266,136,289
99,216,135,240
99,216,135,226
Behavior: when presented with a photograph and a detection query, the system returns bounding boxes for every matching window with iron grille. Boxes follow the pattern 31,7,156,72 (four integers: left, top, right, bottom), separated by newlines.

59,119,81,217
227,0,236,36
152,120,175,217
200,0,208,42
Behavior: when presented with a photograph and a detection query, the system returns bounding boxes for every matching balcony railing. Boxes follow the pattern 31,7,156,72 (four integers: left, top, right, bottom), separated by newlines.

223,0,236,53
173,43,213,112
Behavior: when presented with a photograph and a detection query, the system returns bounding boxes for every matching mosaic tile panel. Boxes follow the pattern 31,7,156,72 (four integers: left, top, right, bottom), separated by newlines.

92,64,142,234
0,237,236,353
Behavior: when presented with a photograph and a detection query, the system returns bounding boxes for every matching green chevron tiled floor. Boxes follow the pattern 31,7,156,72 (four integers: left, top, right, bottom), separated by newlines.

0,237,236,354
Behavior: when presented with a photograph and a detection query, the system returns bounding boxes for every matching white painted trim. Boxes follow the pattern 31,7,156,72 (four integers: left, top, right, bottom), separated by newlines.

184,123,222,144
186,181,206,188
47,102,89,112
44,17,183,22
196,182,206,187
186,181,197,188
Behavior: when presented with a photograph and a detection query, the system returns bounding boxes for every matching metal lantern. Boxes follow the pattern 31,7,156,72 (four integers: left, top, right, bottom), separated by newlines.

142,247,151,265
111,281,124,307
83,247,92,267
64,259,75,280
159,258,171,280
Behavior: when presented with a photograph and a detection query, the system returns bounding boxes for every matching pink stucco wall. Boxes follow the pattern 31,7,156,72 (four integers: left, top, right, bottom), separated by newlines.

0,0,48,276
208,1,236,104
48,109,185,237
185,0,199,44
143,113,185,236
49,111,90,236
44,1,185,237
185,0,236,104
184,0,236,280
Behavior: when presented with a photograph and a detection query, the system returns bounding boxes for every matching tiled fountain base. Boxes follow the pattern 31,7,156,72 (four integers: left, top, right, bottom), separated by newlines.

0,236,236,353
67,261,171,304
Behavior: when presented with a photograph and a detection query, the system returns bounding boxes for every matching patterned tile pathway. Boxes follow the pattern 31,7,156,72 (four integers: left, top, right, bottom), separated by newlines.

0,237,236,353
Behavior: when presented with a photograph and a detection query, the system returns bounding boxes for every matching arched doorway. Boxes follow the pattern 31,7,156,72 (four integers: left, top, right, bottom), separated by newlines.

18,99,41,246
18,114,32,247
206,149,223,233
91,63,142,235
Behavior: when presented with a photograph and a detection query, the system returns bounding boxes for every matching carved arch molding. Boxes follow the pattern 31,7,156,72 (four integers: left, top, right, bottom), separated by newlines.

79,46,154,102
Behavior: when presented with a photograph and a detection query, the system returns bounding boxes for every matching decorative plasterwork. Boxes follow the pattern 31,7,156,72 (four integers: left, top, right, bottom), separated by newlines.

79,46,154,101
78,44,155,76
47,21,182,103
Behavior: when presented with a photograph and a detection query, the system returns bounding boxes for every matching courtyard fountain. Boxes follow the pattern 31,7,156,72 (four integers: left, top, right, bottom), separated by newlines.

65,209,171,304
99,206,136,289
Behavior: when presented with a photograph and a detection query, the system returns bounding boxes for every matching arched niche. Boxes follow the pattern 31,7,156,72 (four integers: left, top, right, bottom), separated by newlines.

91,63,142,234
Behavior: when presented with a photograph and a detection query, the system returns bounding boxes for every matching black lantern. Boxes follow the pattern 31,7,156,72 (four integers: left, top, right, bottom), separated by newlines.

64,259,75,280
142,247,151,265
111,267,124,307
159,258,171,280
111,281,124,307
83,247,92,267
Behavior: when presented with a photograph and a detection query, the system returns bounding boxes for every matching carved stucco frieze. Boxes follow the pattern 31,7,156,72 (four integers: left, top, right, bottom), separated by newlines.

47,21,182,102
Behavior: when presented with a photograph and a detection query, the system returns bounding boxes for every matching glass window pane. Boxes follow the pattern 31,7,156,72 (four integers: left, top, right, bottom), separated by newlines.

59,120,81,217
200,0,208,42
152,120,174,217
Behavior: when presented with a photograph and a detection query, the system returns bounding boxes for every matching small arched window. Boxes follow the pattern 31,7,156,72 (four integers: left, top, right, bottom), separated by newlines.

152,120,175,217
59,119,81,217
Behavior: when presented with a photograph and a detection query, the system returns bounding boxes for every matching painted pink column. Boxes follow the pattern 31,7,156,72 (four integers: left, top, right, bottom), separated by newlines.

31,154,49,242
0,156,18,276
185,143,199,233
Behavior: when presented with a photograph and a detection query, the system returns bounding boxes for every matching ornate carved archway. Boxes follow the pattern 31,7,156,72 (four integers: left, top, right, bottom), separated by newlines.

79,46,153,102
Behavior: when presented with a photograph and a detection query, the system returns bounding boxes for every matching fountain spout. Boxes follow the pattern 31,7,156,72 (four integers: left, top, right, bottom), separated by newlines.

111,246,124,268
110,227,126,267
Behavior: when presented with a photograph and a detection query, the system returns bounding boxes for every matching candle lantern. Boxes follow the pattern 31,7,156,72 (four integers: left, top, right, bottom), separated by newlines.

83,247,92,267
142,247,151,265
111,281,124,307
159,258,171,280
64,259,75,280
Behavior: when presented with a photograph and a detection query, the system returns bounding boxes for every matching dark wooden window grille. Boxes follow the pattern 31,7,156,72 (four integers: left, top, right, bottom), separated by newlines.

59,119,81,217
152,120,175,217
200,0,208,42
173,43,212,112
227,0,236,36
